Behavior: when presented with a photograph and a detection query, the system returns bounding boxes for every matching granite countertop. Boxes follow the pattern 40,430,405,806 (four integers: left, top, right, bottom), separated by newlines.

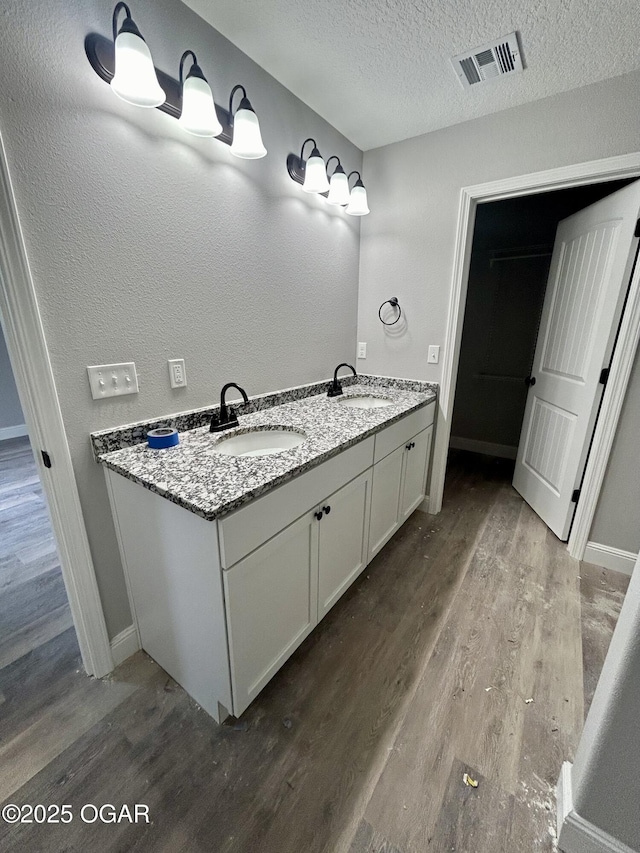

98,380,437,521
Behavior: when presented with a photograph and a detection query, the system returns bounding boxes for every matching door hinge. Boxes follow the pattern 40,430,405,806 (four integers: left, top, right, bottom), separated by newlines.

41,450,52,469
571,488,580,504
635,218,640,239
599,367,610,387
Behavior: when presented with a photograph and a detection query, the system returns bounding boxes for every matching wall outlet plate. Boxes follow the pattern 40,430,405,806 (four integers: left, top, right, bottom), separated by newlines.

87,363,138,400
428,345,440,364
357,342,367,359
168,358,187,388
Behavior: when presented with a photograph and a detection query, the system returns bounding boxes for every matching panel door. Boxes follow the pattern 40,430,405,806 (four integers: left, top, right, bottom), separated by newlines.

224,511,319,716
400,426,433,522
513,181,640,540
318,469,372,619
368,443,405,562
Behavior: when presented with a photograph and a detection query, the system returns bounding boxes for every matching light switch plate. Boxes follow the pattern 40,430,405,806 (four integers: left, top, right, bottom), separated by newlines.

357,342,367,359
168,358,187,388
87,363,138,400
428,345,440,364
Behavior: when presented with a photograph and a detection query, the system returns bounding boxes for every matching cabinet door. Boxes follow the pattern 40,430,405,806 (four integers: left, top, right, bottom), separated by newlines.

318,469,372,620
400,425,433,522
368,443,405,562
224,511,319,716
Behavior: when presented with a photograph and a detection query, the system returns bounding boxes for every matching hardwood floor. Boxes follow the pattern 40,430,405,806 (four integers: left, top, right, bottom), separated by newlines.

0,437,72,670
0,446,628,852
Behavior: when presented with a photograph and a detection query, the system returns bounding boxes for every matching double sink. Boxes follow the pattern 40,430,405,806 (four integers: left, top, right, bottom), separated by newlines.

212,394,393,458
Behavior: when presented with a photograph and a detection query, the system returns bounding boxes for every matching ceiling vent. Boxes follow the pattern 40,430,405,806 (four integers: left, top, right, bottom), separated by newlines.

452,32,523,89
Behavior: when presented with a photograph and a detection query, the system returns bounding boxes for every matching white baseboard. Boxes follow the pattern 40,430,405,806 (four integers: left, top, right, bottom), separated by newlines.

109,624,140,668
557,762,637,853
0,423,28,441
449,436,517,460
583,542,637,577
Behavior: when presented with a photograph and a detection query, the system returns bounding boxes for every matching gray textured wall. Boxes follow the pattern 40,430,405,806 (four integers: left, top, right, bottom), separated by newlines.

358,69,640,556
0,0,362,637
0,322,24,431
590,347,640,553
569,551,640,849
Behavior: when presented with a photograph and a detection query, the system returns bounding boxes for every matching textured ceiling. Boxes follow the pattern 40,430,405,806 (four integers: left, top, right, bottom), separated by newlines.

182,0,640,151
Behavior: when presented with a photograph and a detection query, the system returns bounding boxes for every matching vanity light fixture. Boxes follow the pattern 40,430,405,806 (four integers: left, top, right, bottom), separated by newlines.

287,139,330,193
178,50,222,137
325,156,351,206
302,139,330,193
109,2,165,108
85,5,268,158
346,171,370,216
228,85,267,159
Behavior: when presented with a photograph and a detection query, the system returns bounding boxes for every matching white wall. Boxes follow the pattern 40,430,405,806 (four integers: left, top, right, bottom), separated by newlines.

564,552,640,850
358,69,640,380
590,346,640,555
358,69,640,554
0,321,24,432
0,0,362,637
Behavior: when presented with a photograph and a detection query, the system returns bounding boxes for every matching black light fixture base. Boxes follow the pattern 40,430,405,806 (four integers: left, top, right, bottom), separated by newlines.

84,32,233,145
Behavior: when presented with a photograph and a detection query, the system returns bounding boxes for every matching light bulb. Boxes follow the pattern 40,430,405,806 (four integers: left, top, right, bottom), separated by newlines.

346,182,370,216
230,97,267,159
179,71,222,137
110,22,164,108
303,148,330,193
327,168,350,205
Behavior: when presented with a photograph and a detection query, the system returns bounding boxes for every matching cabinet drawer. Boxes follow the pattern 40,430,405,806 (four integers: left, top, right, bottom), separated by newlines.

219,436,375,568
373,402,435,464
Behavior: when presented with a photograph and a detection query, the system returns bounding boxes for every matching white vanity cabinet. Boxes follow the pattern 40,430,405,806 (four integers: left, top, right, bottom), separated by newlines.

224,465,372,715
368,410,434,562
224,508,319,715
105,400,435,721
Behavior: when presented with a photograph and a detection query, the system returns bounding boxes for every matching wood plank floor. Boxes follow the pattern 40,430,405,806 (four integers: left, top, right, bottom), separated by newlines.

0,446,628,852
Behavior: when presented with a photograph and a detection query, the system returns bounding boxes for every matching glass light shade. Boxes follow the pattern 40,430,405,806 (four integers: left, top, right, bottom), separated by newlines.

110,30,165,108
230,105,267,159
179,74,222,137
326,170,350,205
303,152,330,193
346,184,370,216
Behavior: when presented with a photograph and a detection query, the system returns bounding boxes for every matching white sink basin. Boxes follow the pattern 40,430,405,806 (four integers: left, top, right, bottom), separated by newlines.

211,428,307,457
337,395,393,409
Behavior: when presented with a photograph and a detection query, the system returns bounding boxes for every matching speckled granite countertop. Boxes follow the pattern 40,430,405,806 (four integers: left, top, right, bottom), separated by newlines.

98,379,436,521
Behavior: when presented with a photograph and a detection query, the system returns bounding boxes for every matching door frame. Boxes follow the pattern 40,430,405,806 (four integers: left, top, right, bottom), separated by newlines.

430,152,640,560
0,129,113,676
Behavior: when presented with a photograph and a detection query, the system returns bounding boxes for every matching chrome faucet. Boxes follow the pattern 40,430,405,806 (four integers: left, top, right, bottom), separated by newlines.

210,382,249,432
327,363,357,397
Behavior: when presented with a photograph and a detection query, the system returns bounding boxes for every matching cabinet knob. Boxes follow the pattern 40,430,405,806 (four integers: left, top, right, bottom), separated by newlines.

314,511,324,521
406,441,415,450
323,505,331,515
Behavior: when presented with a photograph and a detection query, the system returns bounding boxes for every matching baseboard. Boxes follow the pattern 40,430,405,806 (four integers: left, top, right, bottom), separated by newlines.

449,436,517,460
557,762,637,853
583,542,637,577
0,423,28,441
109,624,140,668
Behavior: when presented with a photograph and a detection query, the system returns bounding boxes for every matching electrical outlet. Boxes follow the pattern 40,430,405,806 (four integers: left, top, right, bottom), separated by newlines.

168,358,187,388
357,342,367,359
87,363,138,400
428,345,440,364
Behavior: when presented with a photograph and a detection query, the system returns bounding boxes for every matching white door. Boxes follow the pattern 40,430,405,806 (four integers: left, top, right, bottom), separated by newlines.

224,510,319,716
399,425,433,522
368,444,405,561
513,181,640,540
317,469,371,619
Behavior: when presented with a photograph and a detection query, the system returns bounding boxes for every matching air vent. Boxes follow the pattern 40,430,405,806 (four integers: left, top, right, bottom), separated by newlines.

452,32,523,89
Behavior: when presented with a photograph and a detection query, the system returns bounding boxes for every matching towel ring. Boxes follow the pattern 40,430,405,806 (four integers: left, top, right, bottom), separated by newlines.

378,297,402,326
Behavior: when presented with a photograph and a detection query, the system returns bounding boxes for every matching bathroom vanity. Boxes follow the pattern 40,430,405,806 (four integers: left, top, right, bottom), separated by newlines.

97,377,436,720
